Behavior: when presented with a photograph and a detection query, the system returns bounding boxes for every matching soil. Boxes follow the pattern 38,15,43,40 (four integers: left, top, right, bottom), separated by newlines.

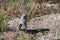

0,13,60,40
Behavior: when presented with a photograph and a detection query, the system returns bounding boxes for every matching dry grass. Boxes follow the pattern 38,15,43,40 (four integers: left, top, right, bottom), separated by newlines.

0,0,60,20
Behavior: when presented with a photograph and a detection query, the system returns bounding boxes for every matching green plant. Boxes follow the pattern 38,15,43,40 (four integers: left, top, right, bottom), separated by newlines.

0,13,7,32
17,34,36,40
27,12,32,19
17,34,30,40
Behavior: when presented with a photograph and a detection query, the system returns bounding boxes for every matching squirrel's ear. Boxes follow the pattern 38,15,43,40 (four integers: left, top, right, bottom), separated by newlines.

18,24,22,30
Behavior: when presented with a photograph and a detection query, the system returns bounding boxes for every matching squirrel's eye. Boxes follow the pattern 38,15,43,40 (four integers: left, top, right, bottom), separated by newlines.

20,24,22,27
19,24,22,30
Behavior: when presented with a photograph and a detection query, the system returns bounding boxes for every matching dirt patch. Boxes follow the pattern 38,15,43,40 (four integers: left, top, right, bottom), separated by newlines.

1,13,60,40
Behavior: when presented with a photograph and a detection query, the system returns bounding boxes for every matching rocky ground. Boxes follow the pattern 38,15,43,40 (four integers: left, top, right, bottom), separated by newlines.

0,13,60,40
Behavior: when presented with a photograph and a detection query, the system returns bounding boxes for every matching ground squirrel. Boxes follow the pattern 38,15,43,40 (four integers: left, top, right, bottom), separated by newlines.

18,13,27,31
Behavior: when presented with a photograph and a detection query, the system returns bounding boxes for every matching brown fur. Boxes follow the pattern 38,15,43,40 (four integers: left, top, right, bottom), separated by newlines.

18,24,22,30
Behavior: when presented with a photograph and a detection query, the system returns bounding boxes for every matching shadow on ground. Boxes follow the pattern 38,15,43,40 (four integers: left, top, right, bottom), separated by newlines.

25,29,50,35
6,28,50,35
